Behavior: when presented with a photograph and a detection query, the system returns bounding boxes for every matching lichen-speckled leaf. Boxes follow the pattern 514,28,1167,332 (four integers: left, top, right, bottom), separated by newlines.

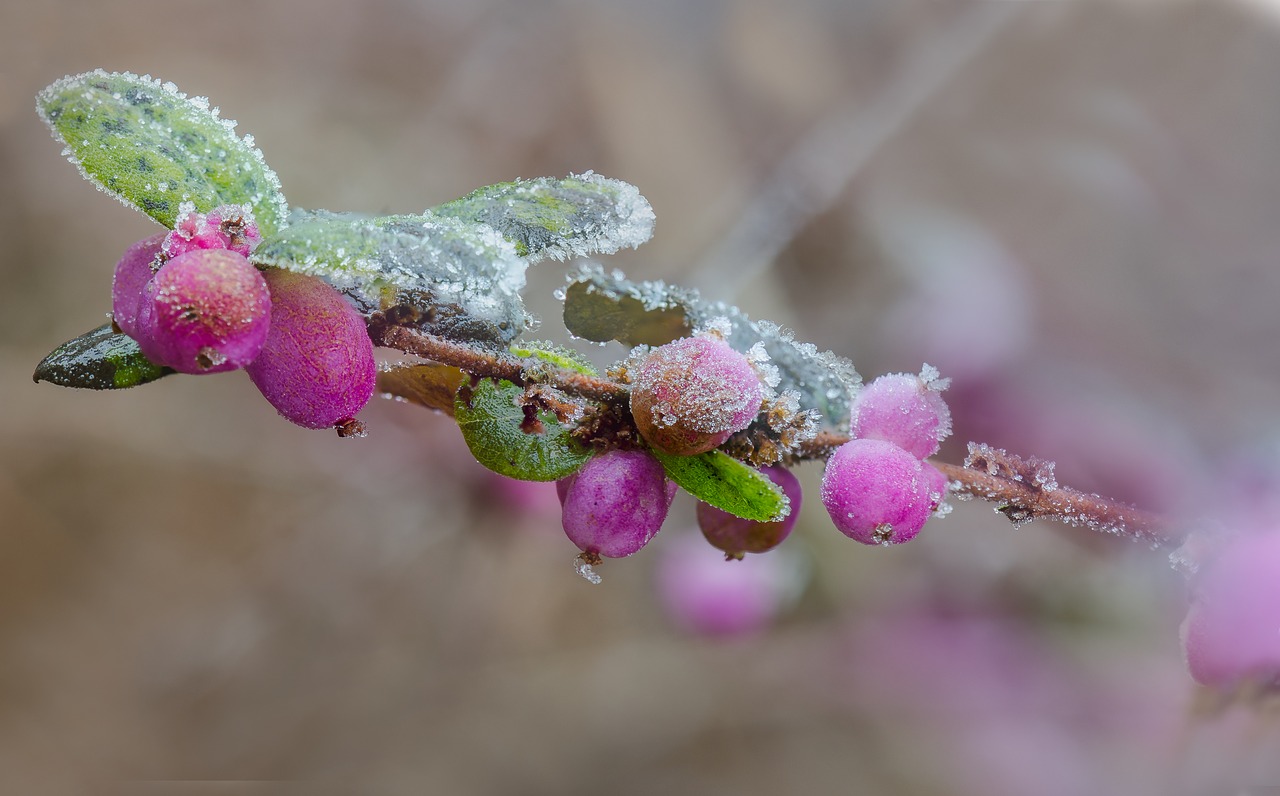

563,264,860,430
36,71,288,237
377,363,466,416
252,210,530,344
433,173,655,261
33,324,171,389
454,379,591,481
652,449,788,523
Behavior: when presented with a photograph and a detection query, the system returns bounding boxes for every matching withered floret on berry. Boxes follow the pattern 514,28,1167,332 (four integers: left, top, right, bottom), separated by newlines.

134,249,271,374
630,335,763,456
246,270,375,431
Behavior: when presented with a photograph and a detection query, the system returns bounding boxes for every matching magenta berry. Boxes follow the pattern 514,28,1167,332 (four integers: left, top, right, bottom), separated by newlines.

163,203,263,260
246,269,376,431
851,368,952,459
821,438,932,545
921,462,949,513
559,449,671,559
697,464,802,557
630,334,763,456
134,249,271,374
111,232,165,340
1181,531,1280,688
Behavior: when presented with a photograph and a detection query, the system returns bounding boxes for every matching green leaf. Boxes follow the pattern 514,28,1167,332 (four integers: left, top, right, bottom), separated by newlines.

33,324,171,389
377,363,467,416
563,264,860,431
252,210,530,344
454,379,591,481
433,173,654,261
652,449,789,523
36,70,288,237
509,341,598,376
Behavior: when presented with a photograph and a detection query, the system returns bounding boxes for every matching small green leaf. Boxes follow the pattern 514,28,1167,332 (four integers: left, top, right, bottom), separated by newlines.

36,70,288,237
433,173,654,261
454,379,591,481
33,324,171,389
252,210,530,344
509,341,598,376
377,363,467,416
652,449,788,523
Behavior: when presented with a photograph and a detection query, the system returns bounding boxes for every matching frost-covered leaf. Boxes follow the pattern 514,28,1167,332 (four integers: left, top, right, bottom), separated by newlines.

36,70,287,237
564,265,860,430
377,363,466,416
33,324,170,389
509,340,599,376
455,379,591,481
433,173,654,262
252,210,530,344
652,449,788,523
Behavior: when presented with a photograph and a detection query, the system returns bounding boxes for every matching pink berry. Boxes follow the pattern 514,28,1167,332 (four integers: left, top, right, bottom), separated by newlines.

851,369,952,459
246,269,376,430
697,465,802,557
630,334,763,456
111,232,165,341
559,449,671,558
134,249,271,374
921,462,950,513
163,204,263,260
1181,531,1280,688
821,438,932,545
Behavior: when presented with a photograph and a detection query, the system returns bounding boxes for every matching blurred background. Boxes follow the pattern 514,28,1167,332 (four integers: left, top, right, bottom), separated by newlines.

4,0,1280,793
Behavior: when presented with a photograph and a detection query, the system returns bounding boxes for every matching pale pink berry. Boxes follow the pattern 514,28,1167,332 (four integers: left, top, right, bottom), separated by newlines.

851,369,952,459
111,232,165,341
559,449,671,559
246,269,376,430
697,465,802,557
1181,531,1280,688
821,438,932,545
134,249,271,374
630,334,763,456
921,462,950,513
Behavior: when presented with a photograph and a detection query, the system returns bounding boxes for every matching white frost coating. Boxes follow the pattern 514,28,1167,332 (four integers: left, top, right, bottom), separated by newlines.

510,172,655,264
746,341,781,393
574,556,603,585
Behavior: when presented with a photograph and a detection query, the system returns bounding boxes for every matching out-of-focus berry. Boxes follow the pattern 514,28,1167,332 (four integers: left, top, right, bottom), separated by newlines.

246,269,376,431
630,334,763,456
821,438,932,545
851,367,952,459
111,232,166,340
1181,530,1280,688
697,464,802,557
558,449,671,559
134,249,271,374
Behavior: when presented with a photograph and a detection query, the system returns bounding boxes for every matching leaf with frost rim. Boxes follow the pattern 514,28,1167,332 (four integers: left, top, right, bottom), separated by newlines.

454,379,591,482
33,324,171,389
652,449,789,523
37,70,288,237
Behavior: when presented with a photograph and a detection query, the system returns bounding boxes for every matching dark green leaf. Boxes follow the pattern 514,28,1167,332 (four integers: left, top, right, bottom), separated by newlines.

34,324,171,389
36,70,288,237
433,173,654,261
652,449,789,523
454,379,591,481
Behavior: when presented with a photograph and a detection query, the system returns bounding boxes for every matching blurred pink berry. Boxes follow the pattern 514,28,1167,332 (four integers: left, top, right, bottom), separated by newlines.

821,438,932,545
851,368,952,459
1181,531,1280,688
697,464,802,557
656,532,802,636
111,232,165,341
134,249,271,374
630,334,763,456
559,449,671,559
246,269,376,430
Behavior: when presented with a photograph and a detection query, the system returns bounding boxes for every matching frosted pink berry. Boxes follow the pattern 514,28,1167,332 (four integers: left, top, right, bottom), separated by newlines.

559,449,671,559
697,464,802,557
111,232,165,341
821,438,932,545
851,367,952,460
1181,531,1280,688
921,462,950,513
630,334,763,456
163,203,263,260
246,269,376,431
134,249,271,374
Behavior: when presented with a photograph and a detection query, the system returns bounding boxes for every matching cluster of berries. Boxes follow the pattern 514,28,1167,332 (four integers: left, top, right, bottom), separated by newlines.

821,369,952,546
555,329,952,573
111,205,376,433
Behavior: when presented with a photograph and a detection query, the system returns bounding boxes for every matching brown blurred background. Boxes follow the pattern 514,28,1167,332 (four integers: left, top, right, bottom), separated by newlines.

4,1,1280,793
